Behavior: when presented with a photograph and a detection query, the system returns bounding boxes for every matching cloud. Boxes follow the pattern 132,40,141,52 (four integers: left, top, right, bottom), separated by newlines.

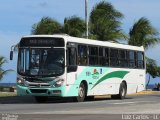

39,2,48,8
25,1,48,9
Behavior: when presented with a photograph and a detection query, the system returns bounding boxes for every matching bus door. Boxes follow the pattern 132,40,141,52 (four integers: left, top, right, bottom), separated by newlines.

66,46,78,85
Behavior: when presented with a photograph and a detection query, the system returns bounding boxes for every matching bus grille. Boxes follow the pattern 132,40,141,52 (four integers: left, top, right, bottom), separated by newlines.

28,84,51,88
30,89,47,93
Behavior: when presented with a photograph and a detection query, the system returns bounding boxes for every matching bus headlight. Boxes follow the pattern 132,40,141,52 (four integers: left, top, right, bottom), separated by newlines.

54,79,64,87
17,77,25,86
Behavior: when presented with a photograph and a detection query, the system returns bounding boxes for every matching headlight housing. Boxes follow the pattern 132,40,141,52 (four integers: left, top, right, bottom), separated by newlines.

54,79,64,87
17,77,25,86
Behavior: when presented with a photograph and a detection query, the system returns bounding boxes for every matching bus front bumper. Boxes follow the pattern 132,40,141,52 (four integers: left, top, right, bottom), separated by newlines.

16,85,65,97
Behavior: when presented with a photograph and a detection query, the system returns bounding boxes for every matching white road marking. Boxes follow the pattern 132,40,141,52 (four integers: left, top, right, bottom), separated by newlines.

112,102,137,105
109,101,155,105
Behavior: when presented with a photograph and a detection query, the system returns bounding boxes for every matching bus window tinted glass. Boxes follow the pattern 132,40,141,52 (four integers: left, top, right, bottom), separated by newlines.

119,50,128,67
78,45,87,65
137,52,144,68
110,49,118,67
68,48,77,66
99,47,104,56
128,51,136,68
89,46,98,65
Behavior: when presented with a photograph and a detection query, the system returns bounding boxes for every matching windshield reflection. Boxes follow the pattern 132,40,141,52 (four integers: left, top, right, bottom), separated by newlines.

18,48,64,77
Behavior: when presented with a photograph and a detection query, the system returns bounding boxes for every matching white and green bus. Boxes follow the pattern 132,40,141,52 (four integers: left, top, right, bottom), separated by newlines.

10,34,145,102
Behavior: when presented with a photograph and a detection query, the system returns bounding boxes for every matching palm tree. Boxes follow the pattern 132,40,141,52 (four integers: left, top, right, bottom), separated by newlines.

31,17,62,35
0,56,13,80
128,17,160,88
89,1,124,41
31,16,85,37
128,17,160,49
63,16,85,37
145,57,160,89
146,57,157,84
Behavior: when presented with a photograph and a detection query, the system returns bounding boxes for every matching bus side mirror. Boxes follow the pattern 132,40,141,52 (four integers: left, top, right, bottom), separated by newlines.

10,51,13,60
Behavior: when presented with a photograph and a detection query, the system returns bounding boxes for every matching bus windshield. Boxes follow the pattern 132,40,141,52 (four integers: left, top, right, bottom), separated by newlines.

18,48,65,77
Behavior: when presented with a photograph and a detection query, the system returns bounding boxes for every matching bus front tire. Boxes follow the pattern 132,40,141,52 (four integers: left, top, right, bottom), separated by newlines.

76,83,86,102
35,96,48,103
111,82,127,99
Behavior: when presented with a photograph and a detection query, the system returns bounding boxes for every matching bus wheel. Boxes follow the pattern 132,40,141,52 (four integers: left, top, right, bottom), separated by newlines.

35,96,48,103
111,82,127,99
118,82,127,99
76,83,86,102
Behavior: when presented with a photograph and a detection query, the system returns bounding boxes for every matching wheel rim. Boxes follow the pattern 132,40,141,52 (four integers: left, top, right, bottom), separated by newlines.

121,87,126,97
79,86,84,98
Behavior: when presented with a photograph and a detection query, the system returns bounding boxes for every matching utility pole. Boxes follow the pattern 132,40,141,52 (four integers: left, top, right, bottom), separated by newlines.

85,0,88,38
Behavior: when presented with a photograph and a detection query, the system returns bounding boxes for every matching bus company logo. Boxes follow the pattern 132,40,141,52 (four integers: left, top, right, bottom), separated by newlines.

92,69,100,79
86,71,91,76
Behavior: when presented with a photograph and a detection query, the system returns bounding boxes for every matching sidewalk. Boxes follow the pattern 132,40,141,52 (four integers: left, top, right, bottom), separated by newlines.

130,90,160,95
0,92,17,97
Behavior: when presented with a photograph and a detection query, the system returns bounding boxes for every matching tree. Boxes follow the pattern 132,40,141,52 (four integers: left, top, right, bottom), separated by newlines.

64,16,86,37
31,17,62,35
128,17,160,88
145,57,160,89
128,17,160,49
146,57,157,85
0,56,13,80
89,1,124,41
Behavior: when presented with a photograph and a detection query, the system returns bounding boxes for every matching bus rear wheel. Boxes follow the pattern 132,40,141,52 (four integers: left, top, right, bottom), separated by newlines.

76,83,86,102
35,96,48,103
111,82,127,99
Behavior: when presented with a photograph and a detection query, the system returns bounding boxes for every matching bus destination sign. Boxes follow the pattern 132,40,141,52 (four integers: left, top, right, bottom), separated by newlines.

20,37,64,47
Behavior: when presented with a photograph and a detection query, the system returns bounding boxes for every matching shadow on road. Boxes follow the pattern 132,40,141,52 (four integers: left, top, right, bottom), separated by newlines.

0,95,134,104
0,96,36,104
0,96,73,104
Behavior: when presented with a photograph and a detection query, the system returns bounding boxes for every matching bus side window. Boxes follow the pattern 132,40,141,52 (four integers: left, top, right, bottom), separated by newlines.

68,47,77,66
128,51,136,68
137,52,144,69
78,45,87,65
99,47,109,66
110,48,118,67
119,50,127,67
99,47,105,66
88,46,98,65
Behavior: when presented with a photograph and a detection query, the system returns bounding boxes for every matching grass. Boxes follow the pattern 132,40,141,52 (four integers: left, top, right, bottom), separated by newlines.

0,92,17,97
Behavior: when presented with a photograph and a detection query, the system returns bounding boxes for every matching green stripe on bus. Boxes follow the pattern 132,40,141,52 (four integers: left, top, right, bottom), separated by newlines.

91,71,129,89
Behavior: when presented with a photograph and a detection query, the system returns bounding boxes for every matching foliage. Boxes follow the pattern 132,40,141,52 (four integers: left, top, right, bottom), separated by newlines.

128,17,160,85
31,16,85,37
146,57,159,78
0,56,13,80
64,16,86,37
145,57,160,88
31,1,125,40
89,1,124,41
129,17,160,49
31,17,62,35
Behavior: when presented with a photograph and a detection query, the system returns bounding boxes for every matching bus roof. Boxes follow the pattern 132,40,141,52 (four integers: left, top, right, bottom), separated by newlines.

22,34,144,52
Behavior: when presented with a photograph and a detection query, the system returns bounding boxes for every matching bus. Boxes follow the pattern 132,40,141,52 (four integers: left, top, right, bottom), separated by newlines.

10,34,145,102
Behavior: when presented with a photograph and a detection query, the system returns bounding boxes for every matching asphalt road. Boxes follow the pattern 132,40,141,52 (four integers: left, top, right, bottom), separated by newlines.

0,93,160,120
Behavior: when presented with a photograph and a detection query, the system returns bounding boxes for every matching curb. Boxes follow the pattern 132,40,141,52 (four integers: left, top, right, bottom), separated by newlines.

129,90,160,95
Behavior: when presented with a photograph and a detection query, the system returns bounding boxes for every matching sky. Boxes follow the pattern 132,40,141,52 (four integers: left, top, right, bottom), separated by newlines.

0,0,160,84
